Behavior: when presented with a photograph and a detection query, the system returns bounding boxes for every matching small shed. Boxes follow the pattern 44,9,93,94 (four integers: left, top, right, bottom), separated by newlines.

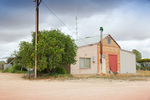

120,49,136,74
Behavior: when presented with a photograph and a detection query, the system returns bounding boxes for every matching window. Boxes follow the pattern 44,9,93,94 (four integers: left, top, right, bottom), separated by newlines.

107,36,111,44
79,58,91,68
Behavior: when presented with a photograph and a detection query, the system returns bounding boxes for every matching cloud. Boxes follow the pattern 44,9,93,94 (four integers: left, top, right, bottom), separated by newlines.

0,0,150,59
0,27,34,43
118,38,150,58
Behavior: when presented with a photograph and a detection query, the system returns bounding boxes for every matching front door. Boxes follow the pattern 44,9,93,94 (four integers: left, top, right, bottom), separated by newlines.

109,55,118,72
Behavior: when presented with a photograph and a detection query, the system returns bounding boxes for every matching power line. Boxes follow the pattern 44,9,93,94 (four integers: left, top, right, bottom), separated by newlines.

41,1,90,45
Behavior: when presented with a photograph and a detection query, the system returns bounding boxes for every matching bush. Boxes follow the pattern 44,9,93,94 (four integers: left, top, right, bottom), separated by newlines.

38,67,67,76
13,64,21,70
144,67,150,71
9,65,16,73
140,66,150,71
55,67,66,74
2,68,10,73
136,65,140,70
2,64,28,73
12,64,27,71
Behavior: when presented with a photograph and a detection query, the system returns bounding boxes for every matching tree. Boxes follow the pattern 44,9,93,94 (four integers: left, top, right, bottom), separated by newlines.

16,29,77,72
132,49,142,61
17,41,34,70
6,51,17,64
137,58,150,67
7,58,14,64
35,30,77,72
0,61,5,69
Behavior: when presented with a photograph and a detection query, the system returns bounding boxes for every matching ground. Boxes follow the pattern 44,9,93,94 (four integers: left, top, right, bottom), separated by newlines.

0,73,150,100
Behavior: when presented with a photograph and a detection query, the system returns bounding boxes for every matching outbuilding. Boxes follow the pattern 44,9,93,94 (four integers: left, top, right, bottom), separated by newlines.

120,49,136,73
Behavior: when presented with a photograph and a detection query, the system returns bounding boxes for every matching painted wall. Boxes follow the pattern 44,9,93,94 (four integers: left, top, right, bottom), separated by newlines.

71,44,97,74
120,50,136,74
4,64,12,70
71,35,121,74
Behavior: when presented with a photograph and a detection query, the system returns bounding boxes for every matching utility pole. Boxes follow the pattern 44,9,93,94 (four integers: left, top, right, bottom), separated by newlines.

34,0,42,78
100,27,103,74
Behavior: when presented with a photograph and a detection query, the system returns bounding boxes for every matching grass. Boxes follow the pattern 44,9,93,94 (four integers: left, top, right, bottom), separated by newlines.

23,71,150,81
2,68,27,74
15,70,28,73
1,69,150,81
23,73,73,80
136,70,150,76
72,70,150,81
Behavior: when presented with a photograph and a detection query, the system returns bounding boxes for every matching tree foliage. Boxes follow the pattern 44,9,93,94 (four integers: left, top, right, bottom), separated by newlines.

17,41,34,69
7,58,14,64
16,29,77,72
35,30,77,71
132,49,142,61
137,58,150,67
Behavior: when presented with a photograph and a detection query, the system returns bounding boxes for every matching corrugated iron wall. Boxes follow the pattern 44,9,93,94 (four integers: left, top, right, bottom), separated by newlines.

120,50,136,74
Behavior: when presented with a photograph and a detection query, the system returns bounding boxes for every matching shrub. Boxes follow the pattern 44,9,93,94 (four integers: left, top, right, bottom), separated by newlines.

9,65,16,73
2,68,10,73
55,67,66,74
145,67,150,71
15,64,22,70
136,65,140,70
12,64,27,71
140,66,150,71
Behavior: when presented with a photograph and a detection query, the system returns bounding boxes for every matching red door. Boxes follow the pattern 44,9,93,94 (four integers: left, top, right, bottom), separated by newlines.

109,55,118,72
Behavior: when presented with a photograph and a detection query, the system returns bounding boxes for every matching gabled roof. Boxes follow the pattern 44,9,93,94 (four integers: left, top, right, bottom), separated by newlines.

75,34,120,48
75,34,108,47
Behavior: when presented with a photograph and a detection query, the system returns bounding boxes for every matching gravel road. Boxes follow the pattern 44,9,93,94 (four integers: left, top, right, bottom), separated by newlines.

0,73,150,100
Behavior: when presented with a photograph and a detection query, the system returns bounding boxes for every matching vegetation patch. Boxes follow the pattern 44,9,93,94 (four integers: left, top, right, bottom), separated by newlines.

15,30,77,73
72,71,150,81
23,73,73,80
2,68,10,73
2,64,27,73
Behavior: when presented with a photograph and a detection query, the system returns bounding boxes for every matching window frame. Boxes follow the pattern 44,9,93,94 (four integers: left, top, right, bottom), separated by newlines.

79,57,91,69
107,36,111,44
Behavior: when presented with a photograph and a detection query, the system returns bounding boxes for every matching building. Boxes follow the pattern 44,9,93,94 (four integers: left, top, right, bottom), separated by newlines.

68,34,136,74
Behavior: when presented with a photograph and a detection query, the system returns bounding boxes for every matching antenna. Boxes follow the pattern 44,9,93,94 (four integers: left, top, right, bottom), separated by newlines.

75,16,78,40
75,1,78,40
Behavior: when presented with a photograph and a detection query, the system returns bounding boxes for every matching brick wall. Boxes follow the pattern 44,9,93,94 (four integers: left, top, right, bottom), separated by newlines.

97,36,120,73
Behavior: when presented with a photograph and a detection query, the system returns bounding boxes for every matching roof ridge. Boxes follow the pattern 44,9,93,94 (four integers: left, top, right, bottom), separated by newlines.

76,34,109,41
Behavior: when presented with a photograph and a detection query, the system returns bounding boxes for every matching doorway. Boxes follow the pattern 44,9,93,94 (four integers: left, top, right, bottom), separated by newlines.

109,55,118,72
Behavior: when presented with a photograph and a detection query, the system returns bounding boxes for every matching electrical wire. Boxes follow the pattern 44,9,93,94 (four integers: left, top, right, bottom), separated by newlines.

41,1,90,45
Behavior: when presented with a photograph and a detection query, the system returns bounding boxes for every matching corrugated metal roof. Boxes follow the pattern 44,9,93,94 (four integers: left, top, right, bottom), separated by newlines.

75,34,109,47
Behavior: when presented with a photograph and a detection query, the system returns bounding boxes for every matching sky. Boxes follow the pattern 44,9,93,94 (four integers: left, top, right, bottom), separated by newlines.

0,0,150,61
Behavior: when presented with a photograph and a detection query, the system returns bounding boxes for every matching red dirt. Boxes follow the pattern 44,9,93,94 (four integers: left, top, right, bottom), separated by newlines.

0,73,150,100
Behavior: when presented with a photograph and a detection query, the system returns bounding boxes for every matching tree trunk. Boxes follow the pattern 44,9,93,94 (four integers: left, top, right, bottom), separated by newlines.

21,66,23,71
46,68,50,74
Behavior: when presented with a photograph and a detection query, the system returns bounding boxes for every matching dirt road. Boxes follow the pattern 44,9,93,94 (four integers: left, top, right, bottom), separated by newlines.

0,73,150,100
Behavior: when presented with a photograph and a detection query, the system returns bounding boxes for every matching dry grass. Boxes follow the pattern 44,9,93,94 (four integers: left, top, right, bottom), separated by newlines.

21,70,150,81
73,71,150,81
23,74,73,80
136,70,150,76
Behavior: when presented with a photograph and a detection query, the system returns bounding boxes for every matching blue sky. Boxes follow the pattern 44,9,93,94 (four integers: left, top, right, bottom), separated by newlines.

0,0,150,61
